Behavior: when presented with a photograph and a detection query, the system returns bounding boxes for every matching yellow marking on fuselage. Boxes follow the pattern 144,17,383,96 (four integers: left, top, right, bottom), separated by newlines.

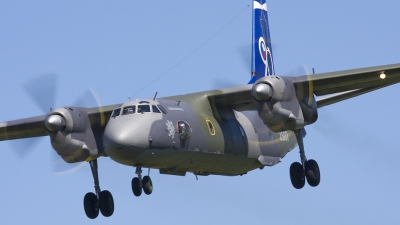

205,119,216,136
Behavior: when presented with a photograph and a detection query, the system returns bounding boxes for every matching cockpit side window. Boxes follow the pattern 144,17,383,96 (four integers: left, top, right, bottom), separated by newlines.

157,105,168,114
122,106,136,115
138,105,151,113
178,121,192,140
111,108,121,118
152,105,161,113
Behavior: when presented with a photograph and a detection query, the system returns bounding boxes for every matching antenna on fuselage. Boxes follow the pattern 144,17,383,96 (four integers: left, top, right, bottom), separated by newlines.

153,92,158,100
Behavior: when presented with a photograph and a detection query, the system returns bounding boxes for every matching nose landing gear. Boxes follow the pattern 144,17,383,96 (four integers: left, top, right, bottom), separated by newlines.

290,129,321,189
132,166,153,197
83,159,114,219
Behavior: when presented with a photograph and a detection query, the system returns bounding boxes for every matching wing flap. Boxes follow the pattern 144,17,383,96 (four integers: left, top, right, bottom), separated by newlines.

316,83,394,108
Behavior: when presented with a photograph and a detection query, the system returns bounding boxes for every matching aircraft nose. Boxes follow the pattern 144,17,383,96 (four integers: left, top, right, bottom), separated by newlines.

103,118,149,160
104,126,134,147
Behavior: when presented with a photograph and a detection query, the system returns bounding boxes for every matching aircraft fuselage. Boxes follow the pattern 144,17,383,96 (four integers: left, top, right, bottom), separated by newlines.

104,94,298,176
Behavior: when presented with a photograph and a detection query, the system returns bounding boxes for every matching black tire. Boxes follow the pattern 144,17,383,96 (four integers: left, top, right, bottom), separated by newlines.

305,159,321,187
99,190,114,217
131,177,142,197
290,162,305,189
142,176,153,195
83,192,99,219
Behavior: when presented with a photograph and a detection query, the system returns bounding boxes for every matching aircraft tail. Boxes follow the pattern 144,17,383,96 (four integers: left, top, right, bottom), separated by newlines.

248,0,275,84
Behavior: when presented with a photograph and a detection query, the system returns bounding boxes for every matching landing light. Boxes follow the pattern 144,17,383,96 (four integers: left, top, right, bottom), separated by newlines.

380,72,386,79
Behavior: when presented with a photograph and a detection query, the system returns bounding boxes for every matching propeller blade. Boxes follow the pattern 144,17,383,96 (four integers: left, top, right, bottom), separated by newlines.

22,74,58,114
238,43,252,73
8,137,43,159
284,64,311,77
51,151,87,176
72,88,102,108
211,78,242,89
237,42,278,75
9,74,57,159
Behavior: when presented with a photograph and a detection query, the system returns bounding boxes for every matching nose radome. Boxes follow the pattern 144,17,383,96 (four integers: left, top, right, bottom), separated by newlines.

103,119,149,150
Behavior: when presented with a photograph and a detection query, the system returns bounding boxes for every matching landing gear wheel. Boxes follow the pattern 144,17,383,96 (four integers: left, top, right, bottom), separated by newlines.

84,192,99,219
290,162,305,189
305,159,320,187
99,190,114,217
142,176,153,195
132,177,142,197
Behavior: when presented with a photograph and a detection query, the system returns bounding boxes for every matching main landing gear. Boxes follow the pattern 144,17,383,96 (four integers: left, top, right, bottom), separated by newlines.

290,129,321,189
132,165,153,197
83,159,114,219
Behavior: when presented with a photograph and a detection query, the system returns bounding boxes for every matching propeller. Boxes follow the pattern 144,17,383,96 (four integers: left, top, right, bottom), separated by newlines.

283,64,312,77
23,74,58,113
8,74,59,160
9,74,102,175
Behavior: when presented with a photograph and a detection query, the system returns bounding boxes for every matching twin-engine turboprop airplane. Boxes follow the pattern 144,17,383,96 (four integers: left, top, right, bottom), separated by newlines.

1,0,400,219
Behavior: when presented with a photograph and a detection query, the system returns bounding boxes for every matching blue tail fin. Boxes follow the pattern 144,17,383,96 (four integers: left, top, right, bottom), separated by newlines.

248,0,275,84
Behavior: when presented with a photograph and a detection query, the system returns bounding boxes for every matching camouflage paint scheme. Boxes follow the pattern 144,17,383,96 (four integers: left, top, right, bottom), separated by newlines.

104,97,297,177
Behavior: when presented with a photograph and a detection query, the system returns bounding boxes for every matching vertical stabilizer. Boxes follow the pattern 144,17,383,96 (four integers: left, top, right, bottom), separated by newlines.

248,0,275,84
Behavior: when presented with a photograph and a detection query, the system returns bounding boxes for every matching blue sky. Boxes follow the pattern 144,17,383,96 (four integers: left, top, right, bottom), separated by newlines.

1,0,400,224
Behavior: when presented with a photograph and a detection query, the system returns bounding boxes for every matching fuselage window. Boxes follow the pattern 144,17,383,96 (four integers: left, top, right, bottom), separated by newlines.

138,105,151,113
111,108,121,118
152,105,161,113
122,106,136,115
157,105,168,114
206,119,215,136
178,121,192,140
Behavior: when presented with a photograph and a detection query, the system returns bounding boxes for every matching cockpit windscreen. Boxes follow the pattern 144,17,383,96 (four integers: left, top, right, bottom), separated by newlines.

122,106,136,115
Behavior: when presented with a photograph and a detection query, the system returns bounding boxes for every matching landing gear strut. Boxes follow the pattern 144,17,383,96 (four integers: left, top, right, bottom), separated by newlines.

83,159,114,219
290,129,321,189
132,165,153,197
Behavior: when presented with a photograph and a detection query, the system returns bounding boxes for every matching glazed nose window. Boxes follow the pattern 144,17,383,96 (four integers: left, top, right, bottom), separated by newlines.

178,121,192,140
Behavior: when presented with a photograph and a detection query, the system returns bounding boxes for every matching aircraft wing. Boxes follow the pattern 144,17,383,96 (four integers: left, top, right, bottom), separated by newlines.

0,115,48,141
293,63,400,108
208,63,400,110
0,104,118,141
2,63,400,141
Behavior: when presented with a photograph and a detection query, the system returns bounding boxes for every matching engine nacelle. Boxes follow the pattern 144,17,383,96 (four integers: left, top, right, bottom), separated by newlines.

45,107,102,163
252,76,318,132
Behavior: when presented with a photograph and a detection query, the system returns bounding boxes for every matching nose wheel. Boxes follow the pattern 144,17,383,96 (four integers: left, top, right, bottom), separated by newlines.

290,129,321,189
84,159,114,219
132,166,153,197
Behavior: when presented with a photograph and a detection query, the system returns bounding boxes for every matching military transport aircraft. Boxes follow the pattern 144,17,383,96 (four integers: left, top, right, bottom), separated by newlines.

1,0,400,219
